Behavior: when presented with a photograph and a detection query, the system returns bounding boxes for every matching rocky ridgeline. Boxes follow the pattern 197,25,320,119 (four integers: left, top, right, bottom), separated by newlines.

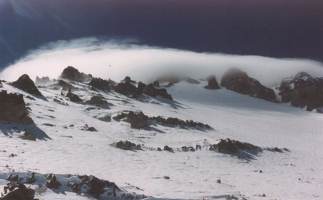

0,172,146,200
58,66,173,101
113,111,212,130
278,72,323,111
0,90,33,124
114,139,289,161
220,68,277,102
10,74,44,98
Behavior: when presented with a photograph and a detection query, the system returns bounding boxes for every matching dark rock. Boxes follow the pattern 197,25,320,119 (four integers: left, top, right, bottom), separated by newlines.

1,183,35,200
10,74,43,98
221,68,276,102
278,72,323,111
60,66,91,82
96,114,111,122
209,139,263,160
152,116,212,130
0,91,33,124
81,124,97,132
57,80,73,90
181,146,195,152
163,145,174,153
114,111,212,130
113,111,149,129
137,82,146,94
46,174,61,189
85,96,110,109
89,78,113,92
61,89,83,103
114,77,139,97
115,140,142,151
265,147,290,153
205,75,220,89
196,145,202,150
143,84,173,100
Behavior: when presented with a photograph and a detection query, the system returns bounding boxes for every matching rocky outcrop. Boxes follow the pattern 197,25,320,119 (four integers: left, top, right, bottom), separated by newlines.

114,140,142,151
0,91,33,124
114,77,139,97
61,88,83,103
60,66,91,82
1,183,35,200
209,139,263,160
142,83,173,100
113,111,212,130
0,172,146,200
278,72,323,111
89,78,113,92
205,76,220,90
10,74,43,98
221,68,277,102
114,77,173,100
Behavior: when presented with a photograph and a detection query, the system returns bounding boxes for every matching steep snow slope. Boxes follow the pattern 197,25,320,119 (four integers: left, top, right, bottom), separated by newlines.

0,80,323,200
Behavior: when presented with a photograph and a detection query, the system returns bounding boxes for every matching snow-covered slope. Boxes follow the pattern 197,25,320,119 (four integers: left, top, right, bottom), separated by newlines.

0,78,323,200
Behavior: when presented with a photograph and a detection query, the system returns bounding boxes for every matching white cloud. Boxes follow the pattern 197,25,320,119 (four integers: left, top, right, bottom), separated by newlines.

1,38,323,87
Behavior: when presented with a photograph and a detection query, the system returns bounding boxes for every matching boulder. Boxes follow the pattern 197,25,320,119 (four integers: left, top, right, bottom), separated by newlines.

60,66,91,82
278,72,323,111
11,74,43,97
61,89,83,103
221,68,276,102
115,140,142,151
163,145,174,153
205,76,220,89
0,91,33,124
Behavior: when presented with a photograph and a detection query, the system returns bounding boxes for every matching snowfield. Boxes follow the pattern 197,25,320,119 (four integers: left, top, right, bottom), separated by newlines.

0,78,323,200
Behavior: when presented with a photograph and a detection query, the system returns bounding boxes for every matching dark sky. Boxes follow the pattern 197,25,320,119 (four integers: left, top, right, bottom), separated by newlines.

0,0,322,69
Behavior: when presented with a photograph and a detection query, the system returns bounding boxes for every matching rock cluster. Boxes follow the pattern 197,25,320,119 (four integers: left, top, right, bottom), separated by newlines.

221,68,277,102
114,77,173,100
89,78,113,92
278,72,323,111
209,139,263,160
0,91,33,124
1,172,146,200
10,74,43,98
114,140,142,151
113,111,212,130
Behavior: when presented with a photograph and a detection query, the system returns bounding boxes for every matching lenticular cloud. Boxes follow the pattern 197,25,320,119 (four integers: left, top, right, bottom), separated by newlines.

1,38,323,86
